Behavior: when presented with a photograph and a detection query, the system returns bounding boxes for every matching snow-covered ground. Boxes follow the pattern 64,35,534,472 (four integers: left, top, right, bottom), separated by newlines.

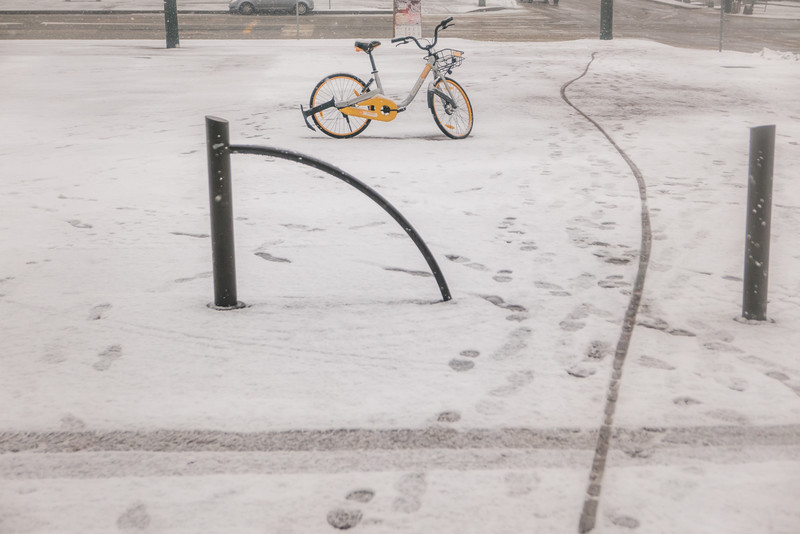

1,15,800,534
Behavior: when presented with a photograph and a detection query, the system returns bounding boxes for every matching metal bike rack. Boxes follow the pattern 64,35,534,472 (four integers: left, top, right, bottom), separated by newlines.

205,115,451,308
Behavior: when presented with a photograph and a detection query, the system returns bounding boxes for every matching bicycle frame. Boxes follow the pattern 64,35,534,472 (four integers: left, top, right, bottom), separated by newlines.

334,52,456,122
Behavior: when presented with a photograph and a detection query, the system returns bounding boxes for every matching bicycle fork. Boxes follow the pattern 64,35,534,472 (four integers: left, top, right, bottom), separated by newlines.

427,76,459,114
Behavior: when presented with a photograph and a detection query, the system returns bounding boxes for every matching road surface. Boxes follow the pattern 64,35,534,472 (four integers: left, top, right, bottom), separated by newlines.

1,0,799,52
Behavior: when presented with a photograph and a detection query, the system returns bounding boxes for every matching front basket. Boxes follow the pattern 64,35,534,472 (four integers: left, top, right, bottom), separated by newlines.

434,49,464,73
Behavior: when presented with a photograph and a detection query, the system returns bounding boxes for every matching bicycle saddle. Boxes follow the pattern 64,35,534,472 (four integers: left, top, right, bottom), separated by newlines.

354,40,381,54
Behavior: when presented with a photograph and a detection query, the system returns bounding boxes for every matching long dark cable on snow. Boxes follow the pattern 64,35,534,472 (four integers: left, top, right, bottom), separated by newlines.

560,52,653,533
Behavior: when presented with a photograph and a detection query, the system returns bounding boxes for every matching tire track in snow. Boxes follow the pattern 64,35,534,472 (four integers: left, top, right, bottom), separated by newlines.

1,424,797,456
559,52,653,534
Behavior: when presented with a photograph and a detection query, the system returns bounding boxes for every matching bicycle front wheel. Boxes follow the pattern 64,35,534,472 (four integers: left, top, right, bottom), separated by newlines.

429,77,473,140
309,73,371,139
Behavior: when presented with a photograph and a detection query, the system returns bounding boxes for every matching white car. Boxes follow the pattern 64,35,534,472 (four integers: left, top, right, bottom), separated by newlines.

229,0,314,15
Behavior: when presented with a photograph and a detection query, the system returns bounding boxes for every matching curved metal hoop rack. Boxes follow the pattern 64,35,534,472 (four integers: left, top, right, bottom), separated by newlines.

206,116,451,308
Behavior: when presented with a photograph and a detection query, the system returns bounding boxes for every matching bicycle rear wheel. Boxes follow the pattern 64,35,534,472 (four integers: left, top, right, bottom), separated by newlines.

429,77,473,140
309,73,371,139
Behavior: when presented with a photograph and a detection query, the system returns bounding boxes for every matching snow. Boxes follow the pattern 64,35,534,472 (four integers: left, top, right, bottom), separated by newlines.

1,2,800,533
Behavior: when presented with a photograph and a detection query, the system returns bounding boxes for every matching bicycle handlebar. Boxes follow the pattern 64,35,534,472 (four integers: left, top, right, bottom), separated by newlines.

391,17,454,51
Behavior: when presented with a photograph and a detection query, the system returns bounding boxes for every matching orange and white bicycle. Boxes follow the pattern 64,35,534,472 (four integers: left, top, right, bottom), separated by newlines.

301,17,473,139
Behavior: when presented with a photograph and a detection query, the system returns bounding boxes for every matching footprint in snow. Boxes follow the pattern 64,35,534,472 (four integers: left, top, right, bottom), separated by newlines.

94,344,122,371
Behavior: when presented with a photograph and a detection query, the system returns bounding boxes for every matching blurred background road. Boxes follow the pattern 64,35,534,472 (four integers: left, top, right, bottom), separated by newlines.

1,0,799,52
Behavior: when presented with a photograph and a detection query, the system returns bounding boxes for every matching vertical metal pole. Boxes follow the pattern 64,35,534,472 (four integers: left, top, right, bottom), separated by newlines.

742,125,775,321
164,0,179,49
600,0,613,40
296,2,300,40
206,116,242,309
719,0,724,51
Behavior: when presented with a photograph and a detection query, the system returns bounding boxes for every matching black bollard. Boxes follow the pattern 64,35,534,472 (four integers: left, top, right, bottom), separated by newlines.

600,0,613,40
742,125,775,321
164,0,180,49
206,116,243,309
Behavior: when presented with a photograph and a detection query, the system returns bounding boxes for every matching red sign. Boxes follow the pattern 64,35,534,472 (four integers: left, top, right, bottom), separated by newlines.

394,0,422,38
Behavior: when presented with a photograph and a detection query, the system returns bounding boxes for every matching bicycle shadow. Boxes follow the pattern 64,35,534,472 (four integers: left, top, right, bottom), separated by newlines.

301,134,463,142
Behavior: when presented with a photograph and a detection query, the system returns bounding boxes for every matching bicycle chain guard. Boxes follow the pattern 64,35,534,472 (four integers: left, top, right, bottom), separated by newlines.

340,96,398,122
